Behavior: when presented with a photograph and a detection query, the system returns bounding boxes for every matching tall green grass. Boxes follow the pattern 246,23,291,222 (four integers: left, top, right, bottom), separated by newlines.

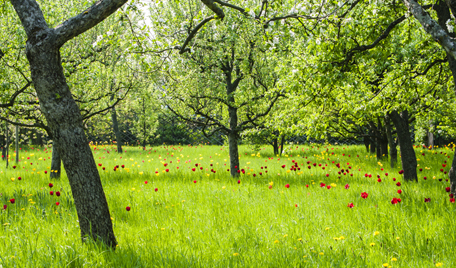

0,143,454,267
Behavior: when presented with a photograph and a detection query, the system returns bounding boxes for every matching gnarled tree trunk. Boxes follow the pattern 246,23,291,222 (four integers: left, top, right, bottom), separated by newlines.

50,141,61,179
389,110,417,181
10,0,128,248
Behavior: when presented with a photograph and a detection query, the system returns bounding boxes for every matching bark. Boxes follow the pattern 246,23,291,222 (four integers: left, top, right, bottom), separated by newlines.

363,136,370,153
5,122,9,168
1,133,5,161
389,110,417,182
10,0,128,248
280,135,285,156
50,141,61,179
427,127,434,147
272,137,279,155
385,115,397,169
228,132,239,177
403,0,456,60
111,105,123,153
15,125,19,163
369,129,376,154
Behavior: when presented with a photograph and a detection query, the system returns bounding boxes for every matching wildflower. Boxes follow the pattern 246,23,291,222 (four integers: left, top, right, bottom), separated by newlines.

391,198,398,205
233,253,239,256
396,182,401,186
436,262,443,267
370,243,375,246
450,198,455,203
392,258,397,261
155,188,158,192
425,198,431,203
374,231,380,236
238,180,241,184
3,205,6,210
193,180,197,183
126,206,131,211
50,191,54,195
345,184,350,189
383,264,389,267
274,240,279,244
361,192,368,199
145,181,148,184
285,184,290,188
398,189,402,194
49,183,53,188
9,199,15,204
56,202,60,206
347,203,354,208
446,187,451,192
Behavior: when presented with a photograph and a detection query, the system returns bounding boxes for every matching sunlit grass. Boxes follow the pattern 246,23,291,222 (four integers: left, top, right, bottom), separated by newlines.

0,143,455,267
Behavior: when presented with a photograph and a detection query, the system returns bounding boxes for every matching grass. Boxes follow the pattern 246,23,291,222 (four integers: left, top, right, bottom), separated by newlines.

0,143,455,267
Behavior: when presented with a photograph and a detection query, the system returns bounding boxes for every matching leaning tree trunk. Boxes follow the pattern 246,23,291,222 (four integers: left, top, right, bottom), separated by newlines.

11,0,124,247
389,110,417,182
385,114,397,169
50,141,61,179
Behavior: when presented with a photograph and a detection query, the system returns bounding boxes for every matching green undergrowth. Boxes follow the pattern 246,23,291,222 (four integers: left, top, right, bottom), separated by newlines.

0,143,455,267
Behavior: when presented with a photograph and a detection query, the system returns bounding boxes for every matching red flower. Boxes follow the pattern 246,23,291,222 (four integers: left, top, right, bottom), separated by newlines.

253,174,256,177
396,182,401,187
166,169,169,172
145,181,148,184
393,178,396,181
398,170,404,174
193,180,197,183
397,189,402,194
121,165,125,168
281,165,286,168
49,183,53,188
295,204,298,207
126,206,130,211
285,184,290,188
98,163,102,166
326,185,331,189
44,171,48,174
9,199,15,204
238,180,241,184
424,198,431,203
391,198,398,204
326,174,329,177
446,187,451,192
423,177,427,180
361,192,368,199
377,178,381,183
155,188,158,192
13,166,16,169
164,163,168,167
56,191,60,197
345,184,350,189
398,198,401,203
56,202,60,206
18,177,21,180
50,191,54,195
192,168,196,171
385,173,388,176
450,198,455,203
320,183,326,187
450,194,454,198
2,205,6,210
347,203,354,208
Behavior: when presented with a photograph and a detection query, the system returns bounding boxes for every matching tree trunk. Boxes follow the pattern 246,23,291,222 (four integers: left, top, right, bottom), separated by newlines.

272,137,279,155
280,135,285,156
15,125,19,163
427,127,434,148
5,122,9,168
369,129,376,154
363,136,370,153
385,115,397,169
50,141,62,179
228,132,240,177
11,0,121,247
389,110,417,182
111,105,123,153
1,133,5,161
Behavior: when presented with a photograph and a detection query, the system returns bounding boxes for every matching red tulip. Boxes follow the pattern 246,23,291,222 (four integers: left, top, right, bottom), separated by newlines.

126,206,130,211
56,202,60,206
49,183,53,188
145,181,148,184
397,189,402,194
50,191,54,195
424,198,431,203
56,191,60,197
396,182,401,187
155,188,158,192
9,199,15,204
361,192,368,199
345,184,350,189
450,198,455,203
446,187,451,192
347,203,354,208
285,184,290,188
193,180,197,183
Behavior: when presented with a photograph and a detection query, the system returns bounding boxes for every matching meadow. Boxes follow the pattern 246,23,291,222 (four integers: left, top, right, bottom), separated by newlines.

0,143,455,267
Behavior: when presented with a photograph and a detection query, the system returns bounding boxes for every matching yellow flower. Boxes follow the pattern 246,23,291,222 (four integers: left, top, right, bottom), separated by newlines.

383,264,389,267
436,263,443,267
391,258,397,261
374,231,380,236
298,238,302,241
10,178,15,182
330,183,337,187
325,227,330,231
283,234,288,238
370,243,375,246
233,253,239,256
339,236,345,240
161,228,165,231
396,237,400,240
274,240,279,244
319,252,324,255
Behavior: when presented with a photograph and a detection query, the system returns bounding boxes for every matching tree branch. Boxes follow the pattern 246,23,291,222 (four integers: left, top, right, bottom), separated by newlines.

0,81,32,108
404,0,456,60
54,0,128,47
179,16,215,54
200,0,225,20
